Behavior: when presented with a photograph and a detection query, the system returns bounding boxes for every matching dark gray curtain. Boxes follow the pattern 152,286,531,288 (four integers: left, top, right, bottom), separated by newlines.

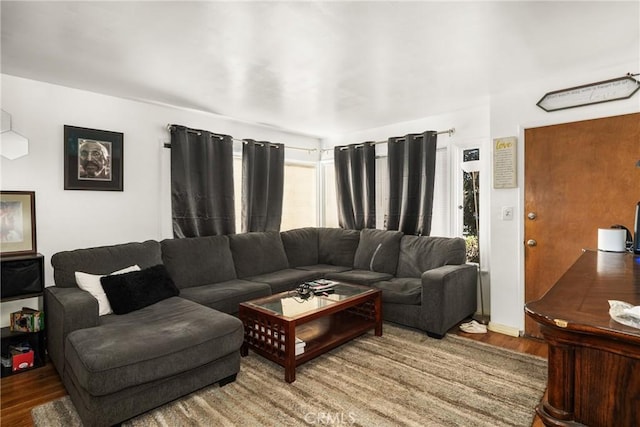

386,131,437,236
334,143,376,230
170,125,235,237
242,139,284,232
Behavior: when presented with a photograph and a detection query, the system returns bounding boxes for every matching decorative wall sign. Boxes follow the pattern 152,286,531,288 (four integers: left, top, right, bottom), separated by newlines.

64,125,123,191
493,137,517,189
0,191,37,256
536,74,640,112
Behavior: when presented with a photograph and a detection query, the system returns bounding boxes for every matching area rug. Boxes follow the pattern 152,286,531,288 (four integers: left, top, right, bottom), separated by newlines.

32,324,547,427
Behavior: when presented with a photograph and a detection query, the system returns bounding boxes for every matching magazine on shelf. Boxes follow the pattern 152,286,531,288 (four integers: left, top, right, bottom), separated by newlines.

295,337,306,356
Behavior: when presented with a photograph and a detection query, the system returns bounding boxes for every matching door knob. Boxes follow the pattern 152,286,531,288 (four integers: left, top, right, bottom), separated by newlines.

527,212,537,220
526,239,537,247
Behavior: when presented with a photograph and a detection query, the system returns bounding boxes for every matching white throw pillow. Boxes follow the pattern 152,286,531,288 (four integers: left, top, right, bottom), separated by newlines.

75,265,140,316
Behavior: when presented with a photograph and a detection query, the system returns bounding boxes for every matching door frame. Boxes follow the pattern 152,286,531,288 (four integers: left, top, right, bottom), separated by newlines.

451,138,491,317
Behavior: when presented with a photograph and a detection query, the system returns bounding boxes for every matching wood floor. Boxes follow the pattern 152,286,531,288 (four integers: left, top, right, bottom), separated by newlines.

1,362,67,427
1,324,548,427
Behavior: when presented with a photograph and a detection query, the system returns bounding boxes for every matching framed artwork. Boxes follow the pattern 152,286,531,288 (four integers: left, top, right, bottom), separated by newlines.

0,191,37,256
64,125,123,191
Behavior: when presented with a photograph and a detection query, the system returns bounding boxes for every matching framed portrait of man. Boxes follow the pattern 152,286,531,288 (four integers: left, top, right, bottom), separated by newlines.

64,125,123,191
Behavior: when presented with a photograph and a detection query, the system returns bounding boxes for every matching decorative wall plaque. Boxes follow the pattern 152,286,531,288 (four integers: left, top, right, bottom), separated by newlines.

536,74,640,112
493,137,517,189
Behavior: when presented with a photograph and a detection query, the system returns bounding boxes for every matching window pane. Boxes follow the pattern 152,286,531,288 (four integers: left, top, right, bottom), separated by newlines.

281,163,317,231
462,148,480,262
235,159,316,232
233,157,242,233
430,147,449,236
464,148,480,162
375,157,387,229
323,163,339,227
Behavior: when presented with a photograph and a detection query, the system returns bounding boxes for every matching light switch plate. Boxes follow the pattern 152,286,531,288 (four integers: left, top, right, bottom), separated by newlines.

501,206,514,221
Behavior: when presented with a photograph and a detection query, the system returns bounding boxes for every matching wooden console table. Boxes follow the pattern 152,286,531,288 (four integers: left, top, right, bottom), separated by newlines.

525,250,640,426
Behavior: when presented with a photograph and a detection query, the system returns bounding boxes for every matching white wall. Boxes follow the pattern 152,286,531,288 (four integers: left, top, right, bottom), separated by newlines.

0,74,320,325
488,63,640,335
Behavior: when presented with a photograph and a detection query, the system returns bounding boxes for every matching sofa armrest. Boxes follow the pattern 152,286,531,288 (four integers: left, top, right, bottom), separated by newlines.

45,286,99,377
420,264,478,337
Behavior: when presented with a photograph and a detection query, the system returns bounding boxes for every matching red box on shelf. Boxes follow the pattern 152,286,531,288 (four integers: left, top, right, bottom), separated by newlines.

11,350,34,372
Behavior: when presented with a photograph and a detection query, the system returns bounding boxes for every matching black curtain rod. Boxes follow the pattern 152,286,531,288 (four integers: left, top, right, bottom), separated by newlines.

166,124,230,139
245,141,281,149
373,128,455,144
164,124,315,152
164,124,455,151
337,128,455,150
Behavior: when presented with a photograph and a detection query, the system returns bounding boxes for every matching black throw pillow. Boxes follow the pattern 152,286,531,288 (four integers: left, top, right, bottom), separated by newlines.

100,264,180,315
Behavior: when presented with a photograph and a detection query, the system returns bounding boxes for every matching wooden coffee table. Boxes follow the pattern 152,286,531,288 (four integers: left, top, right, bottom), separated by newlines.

239,282,382,383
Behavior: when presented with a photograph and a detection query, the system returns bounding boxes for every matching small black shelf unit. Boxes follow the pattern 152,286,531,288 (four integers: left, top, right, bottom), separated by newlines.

0,253,46,377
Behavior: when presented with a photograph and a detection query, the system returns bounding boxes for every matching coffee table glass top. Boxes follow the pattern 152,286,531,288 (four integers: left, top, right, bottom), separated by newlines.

244,282,374,319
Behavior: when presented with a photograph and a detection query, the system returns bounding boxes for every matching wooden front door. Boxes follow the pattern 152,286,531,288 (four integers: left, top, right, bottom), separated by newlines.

524,113,640,337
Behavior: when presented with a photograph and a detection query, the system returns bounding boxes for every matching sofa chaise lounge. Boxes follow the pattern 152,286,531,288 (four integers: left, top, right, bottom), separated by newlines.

46,227,476,426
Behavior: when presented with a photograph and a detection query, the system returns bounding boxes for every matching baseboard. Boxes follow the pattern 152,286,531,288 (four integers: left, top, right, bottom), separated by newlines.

487,322,521,337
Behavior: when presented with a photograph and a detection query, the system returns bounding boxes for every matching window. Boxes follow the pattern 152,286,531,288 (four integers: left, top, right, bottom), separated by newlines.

461,148,480,262
281,163,317,231
324,147,449,234
233,157,242,232
429,147,449,236
233,158,317,232
375,157,388,229
322,162,339,228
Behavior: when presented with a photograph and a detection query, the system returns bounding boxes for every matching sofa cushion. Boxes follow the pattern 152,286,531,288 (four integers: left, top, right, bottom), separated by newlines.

247,269,320,294
396,236,467,278
52,240,163,288
326,269,393,286
75,265,140,316
371,278,422,305
280,227,319,267
161,235,237,288
101,264,180,315
67,297,243,396
228,232,289,278
353,229,403,275
179,279,271,314
296,264,352,274
317,228,360,267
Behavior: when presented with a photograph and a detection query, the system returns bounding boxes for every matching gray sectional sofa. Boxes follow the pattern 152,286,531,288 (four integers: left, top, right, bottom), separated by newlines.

46,227,477,426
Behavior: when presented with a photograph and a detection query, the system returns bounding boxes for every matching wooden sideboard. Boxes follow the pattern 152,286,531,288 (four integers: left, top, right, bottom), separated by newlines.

525,250,640,427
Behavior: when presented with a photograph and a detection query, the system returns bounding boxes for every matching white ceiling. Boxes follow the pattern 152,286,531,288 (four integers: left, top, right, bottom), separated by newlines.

2,1,639,137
